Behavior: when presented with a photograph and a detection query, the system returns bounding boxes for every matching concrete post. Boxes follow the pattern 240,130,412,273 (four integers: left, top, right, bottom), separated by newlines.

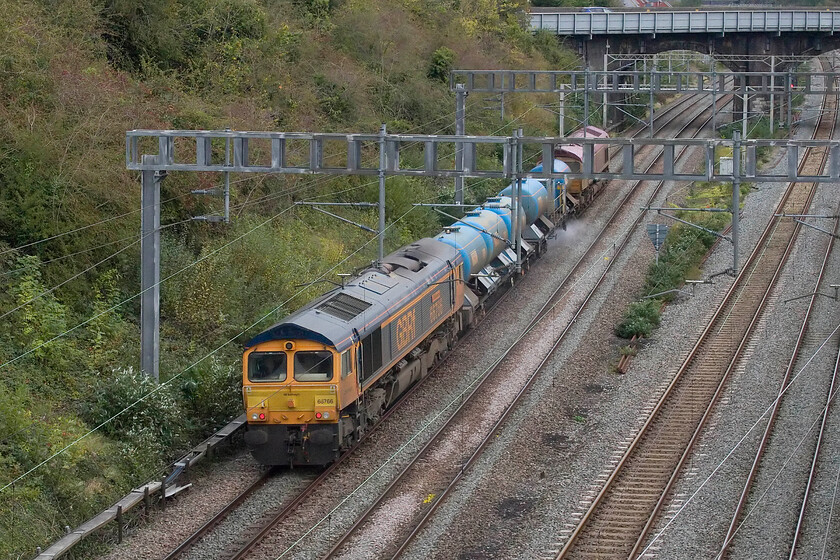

770,55,775,134
455,84,466,205
712,68,717,136
140,155,162,382
732,131,741,275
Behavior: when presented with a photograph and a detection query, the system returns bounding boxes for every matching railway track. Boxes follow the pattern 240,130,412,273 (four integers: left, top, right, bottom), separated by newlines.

718,59,840,559
786,205,840,560
317,94,731,560
789,314,840,559
555,58,838,560
160,280,518,560
159,90,723,560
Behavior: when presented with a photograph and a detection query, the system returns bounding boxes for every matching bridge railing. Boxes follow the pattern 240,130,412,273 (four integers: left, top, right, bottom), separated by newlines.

530,10,840,35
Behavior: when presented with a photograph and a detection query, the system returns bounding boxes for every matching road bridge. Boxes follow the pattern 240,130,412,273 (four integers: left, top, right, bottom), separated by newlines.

530,8,840,123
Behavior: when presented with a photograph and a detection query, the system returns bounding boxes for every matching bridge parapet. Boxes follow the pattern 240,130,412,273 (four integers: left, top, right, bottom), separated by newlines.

530,9,840,36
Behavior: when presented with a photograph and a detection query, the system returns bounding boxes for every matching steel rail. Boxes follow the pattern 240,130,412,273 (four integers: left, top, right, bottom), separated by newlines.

788,209,840,559
162,288,509,560
221,284,518,560
162,89,713,560
627,92,831,560
632,120,828,560
321,92,730,560
719,58,839,558
162,468,276,560
389,93,735,560
556,59,833,560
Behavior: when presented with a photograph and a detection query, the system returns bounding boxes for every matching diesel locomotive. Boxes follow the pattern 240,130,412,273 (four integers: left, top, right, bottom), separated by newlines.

242,128,609,466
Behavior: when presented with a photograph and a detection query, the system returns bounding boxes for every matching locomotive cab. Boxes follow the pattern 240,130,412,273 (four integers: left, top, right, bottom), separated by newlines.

243,340,355,466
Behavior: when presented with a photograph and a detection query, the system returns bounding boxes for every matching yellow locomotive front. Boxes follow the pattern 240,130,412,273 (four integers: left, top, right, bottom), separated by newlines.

242,238,467,467
243,339,356,466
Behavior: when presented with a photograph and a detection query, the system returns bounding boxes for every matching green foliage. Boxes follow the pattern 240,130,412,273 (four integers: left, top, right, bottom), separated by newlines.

616,179,739,340
179,356,241,428
531,0,621,8
532,0,616,6
427,47,455,83
82,368,184,452
313,74,353,121
296,0,337,29
86,269,131,371
615,299,661,339
532,30,578,68
0,382,129,559
102,0,267,72
0,0,578,556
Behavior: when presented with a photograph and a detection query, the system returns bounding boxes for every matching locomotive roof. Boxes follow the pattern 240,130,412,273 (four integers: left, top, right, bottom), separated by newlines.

245,238,462,352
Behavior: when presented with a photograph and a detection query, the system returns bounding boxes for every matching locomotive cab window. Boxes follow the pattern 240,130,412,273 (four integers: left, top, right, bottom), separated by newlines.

294,351,334,381
341,350,352,378
248,352,287,382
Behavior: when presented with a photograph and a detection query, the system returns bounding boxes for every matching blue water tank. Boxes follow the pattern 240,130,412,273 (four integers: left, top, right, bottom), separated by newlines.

529,159,571,211
499,178,550,226
436,208,510,278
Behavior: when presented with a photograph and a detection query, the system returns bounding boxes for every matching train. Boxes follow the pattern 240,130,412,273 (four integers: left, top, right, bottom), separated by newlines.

242,127,610,466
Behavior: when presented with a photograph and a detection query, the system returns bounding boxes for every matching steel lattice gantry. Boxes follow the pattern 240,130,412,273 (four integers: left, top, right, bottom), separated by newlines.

128,129,840,379
449,69,839,96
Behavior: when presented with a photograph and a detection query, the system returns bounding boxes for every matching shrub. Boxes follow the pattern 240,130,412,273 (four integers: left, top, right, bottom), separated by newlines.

179,355,241,432
81,367,185,455
313,74,353,121
616,299,661,339
427,47,455,83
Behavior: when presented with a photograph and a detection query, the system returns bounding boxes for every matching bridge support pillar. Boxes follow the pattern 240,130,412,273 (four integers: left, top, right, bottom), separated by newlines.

583,39,624,129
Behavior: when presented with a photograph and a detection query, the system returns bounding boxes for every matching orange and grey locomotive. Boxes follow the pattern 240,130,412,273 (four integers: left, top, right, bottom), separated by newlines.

243,239,473,466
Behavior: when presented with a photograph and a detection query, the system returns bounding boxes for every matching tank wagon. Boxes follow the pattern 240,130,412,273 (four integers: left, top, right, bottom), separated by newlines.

242,128,606,466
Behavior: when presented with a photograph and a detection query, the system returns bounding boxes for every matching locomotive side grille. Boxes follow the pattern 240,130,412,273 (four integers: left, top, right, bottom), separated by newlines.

317,293,372,321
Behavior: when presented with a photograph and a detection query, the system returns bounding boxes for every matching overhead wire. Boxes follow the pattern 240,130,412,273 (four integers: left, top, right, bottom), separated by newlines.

637,320,840,557
0,101,483,309
0,99,545,493
0,98,474,264
0,187,442,493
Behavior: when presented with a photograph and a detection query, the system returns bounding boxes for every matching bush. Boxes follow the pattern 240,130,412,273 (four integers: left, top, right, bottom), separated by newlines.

427,47,455,83
616,299,661,339
81,367,185,456
179,356,241,431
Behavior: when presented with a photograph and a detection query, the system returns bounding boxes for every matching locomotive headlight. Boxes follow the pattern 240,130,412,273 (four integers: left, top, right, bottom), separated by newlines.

251,413,258,420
